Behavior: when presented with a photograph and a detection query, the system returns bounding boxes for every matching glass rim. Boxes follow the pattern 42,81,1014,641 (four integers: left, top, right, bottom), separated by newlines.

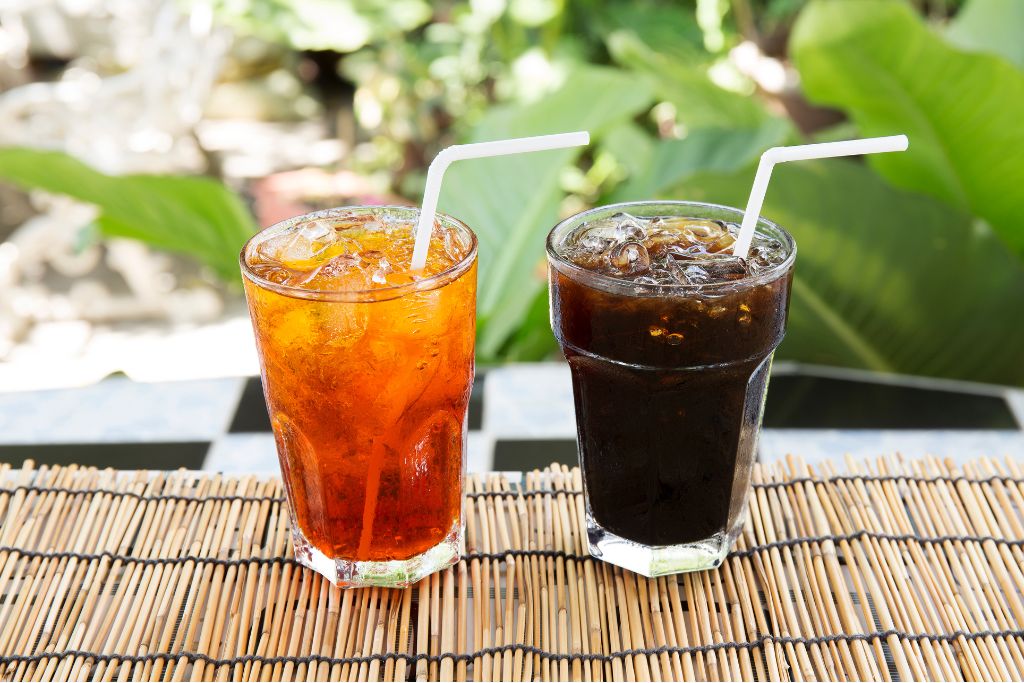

545,200,796,296
240,205,478,303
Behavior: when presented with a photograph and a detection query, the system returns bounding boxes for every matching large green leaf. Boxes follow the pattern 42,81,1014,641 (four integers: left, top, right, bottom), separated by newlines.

437,66,654,359
676,160,1024,385
791,0,1024,259
499,287,560,361
599,122,656,180
606,30,770,127
0,148,256,282
596,1,703,62
610,119,791,202
947,0,1024,69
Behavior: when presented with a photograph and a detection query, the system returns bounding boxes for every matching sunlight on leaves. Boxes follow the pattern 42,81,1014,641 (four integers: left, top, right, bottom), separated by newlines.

792,0,1024,259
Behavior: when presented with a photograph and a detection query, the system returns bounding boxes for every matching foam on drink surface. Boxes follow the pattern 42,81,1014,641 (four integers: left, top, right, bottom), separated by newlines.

557,212,787,286
247,212,472,291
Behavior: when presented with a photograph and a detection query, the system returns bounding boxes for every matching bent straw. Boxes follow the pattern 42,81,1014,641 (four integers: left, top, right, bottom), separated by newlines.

411,131,590,270
733,135,909,259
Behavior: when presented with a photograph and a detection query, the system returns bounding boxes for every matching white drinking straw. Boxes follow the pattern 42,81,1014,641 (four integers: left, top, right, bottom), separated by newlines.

733,135,909,259
411,131,591,270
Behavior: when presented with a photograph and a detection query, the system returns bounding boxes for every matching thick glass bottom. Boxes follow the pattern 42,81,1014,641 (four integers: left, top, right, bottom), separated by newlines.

290,521,461,588
587,513,741,576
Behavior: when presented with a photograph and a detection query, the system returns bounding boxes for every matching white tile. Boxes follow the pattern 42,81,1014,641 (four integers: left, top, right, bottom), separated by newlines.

0,377,245,444
0,313,261,391
466,431,494,473
758,429,1024,467
483,363,576,438
204,433,280,473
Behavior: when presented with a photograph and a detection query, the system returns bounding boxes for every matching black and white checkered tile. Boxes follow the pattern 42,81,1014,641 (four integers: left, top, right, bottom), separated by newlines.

1,363,1023,473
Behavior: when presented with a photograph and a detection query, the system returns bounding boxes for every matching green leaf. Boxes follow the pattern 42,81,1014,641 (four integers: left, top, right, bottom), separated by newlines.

607,30,770,127
599,122,656,180
0,147,256,282
947,0,1024,69
498,287,560,361
677,159,1024,385
596,2,703,62
437,66,654,359
610,119,791,201
791,0,1024,259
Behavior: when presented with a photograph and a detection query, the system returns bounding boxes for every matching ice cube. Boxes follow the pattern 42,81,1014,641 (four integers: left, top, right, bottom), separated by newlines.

647,265,680,285
750,239,786,267
371,256,392,285
611,213,647,242
664,244,708,260
568,222,617,256
643,229,688,258
681,264,710,285
607,241,651,275
250,262,325,287
705,231,736,254
700,257,748,280
578,232,614,252
304,252,370,291
440,226,467,263
299,219,333,241
669,219,734,253
577,215,625,238
249,264,294,285
260,219,343,267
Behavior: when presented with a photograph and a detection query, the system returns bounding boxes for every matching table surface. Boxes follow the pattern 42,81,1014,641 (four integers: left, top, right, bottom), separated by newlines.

1,456,1023,681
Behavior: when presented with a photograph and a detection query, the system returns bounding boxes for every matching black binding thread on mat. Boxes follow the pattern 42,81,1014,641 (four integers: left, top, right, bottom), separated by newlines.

1,473,1020,506
1,530,1021,569
2,629,1023,669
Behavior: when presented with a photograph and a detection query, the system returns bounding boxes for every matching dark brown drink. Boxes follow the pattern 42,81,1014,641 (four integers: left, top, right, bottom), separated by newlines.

546,201,795,575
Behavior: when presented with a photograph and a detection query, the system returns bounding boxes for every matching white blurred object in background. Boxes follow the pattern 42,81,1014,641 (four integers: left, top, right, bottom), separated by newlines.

0,0,249,390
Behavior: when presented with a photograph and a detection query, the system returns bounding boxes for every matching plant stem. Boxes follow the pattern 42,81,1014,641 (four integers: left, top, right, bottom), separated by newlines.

731,0,759,44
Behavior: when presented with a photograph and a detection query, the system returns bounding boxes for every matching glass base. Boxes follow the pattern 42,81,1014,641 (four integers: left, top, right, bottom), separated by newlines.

586,515,738,577
290,522,461,588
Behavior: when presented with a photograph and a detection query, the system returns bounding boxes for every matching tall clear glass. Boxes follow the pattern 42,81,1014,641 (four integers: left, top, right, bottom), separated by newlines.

241,207,477,587
547,201,795,575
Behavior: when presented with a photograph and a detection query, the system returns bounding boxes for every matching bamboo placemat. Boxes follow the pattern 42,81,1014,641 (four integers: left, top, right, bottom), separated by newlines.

1,456,1023,681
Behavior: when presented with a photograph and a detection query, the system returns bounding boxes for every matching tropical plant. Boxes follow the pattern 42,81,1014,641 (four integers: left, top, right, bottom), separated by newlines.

442,0,1024,383
0,148,254,282
1,0,1022,386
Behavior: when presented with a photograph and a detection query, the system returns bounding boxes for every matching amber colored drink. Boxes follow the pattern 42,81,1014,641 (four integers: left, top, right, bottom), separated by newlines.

241,206,477,587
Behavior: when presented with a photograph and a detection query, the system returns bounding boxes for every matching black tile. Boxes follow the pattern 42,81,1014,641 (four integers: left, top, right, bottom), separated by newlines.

0,442,210,470
230,372,487,433
764,375,1018,429
229,377,271,433
468,373,484,430
493,438,579,471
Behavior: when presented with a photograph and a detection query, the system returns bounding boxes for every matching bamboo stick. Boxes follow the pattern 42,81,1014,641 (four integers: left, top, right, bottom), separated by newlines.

2,457,1023,681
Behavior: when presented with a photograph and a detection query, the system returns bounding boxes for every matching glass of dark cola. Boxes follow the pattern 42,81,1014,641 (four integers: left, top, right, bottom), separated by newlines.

546,201,796,575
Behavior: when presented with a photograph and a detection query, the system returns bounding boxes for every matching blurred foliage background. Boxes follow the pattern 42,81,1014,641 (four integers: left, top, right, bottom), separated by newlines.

1,0,1022,385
